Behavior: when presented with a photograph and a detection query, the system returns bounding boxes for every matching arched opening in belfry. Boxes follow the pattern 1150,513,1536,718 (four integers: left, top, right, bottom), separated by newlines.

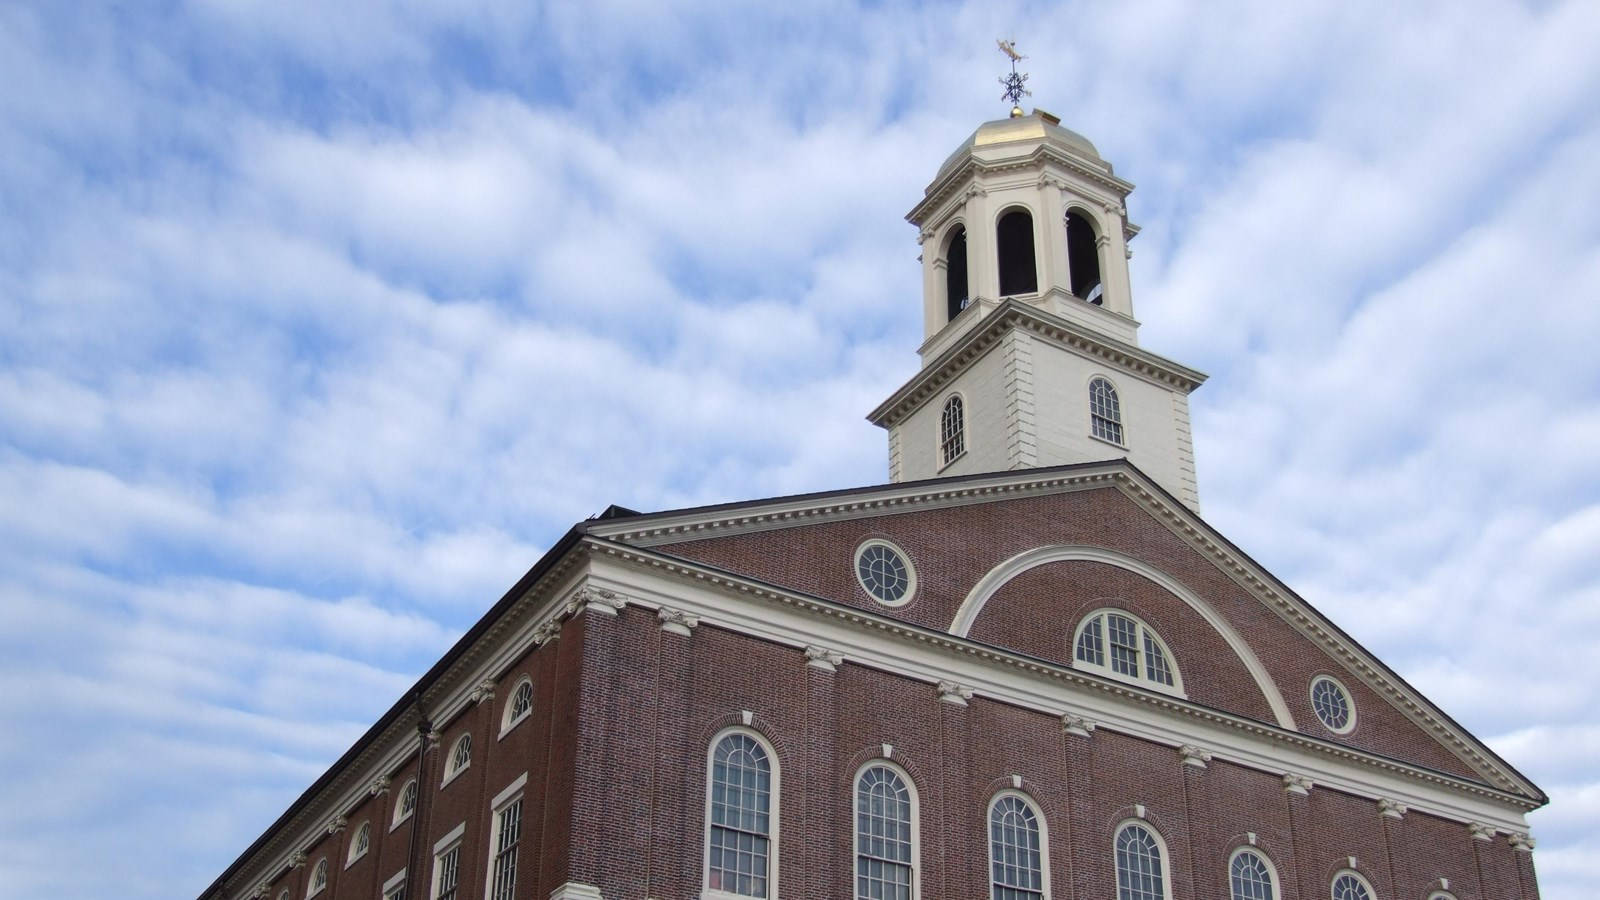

1066,210,1103,305
996,208,1038,297
944,226,969,322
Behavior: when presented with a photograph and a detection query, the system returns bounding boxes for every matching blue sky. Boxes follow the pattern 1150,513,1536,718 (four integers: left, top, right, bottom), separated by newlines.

2,2,1597,898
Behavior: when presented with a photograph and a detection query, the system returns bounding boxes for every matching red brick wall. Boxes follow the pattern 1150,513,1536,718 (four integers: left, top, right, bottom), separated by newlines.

563,609,1539,900
661,487,1483,780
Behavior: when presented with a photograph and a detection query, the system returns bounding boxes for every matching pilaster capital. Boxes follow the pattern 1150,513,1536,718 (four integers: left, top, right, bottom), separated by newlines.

326,815,347,834
657,607,699,636
570,587,627,617
1468,822,1496,842
803,645,844,672
1508,831,1535,852
472,678,497,704
1061,712,1097,737
1178,744,1212,768
937,680,974,706
533,619,562,645
424,729,442,750
1377,797,1407,820
369,775,391,796
289,851,307,869
1282,773,1314,796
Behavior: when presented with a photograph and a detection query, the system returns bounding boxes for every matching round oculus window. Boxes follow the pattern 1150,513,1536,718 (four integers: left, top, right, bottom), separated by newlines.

854,540,915,606
1311,676,1355,734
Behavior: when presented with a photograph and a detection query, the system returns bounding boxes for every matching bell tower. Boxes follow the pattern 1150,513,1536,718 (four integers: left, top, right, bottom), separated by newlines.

867,73,1208,511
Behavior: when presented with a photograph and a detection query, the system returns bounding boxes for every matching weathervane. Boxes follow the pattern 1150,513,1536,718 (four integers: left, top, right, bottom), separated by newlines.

997,39,1030,117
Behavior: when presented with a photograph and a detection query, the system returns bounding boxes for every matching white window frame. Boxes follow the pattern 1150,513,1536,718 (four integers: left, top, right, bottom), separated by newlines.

1113,819,1173,900
1088,375,1125,447
938,393,966,469
702,726,781,900
381,868,407,900
1310,675,1358,735
853,538,918,608
306,858,328,899
346,820,372,868
442,734,471,788
853,758,920,900
1330,869,1375,900
391,778,418,832
278,890,290,900
499,676,535,739
1071,608,1185,696
987,789,1050,900
485,773,528,900
431,822,465,900
1226,846,1279,900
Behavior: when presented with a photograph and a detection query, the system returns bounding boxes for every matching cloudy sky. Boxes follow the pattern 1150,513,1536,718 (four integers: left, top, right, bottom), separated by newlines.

2,1,1597,898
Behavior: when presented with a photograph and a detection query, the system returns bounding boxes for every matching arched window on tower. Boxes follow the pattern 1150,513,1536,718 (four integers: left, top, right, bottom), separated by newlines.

997,209,1038,296
944,226,969,322
940,395,965,466
1088,377,1123,445
1065,210,1103,305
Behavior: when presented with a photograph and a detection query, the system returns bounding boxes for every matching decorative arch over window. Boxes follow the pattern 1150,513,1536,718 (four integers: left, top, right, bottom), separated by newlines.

855,761,918,899
1089,377,1123,445
997,208,1038,296
705,728,778,898
392,779,418,829
444,734,471,785
989,791,1048,900
1228,848,1276,900
1065,209,1104,305
503,677,534,733
307,859,328,898
944,225,969,322
347,821,371,866
1331,870,1374,900
1114,821,1171,900
1073,609,1181,693
939,395,966,466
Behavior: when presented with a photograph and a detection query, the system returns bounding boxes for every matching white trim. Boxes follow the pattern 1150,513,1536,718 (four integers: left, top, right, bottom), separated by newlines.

1070,607,1186,696
548,884,605,900
987,788,1051,900
1311,675,1358,735
853,537,918,608
433,821,466,855
1226,846,1280,900
702,726,780,900
853,758,921,900
950,544,1295,729
492,771,529,811
431,827,464,900
441,734,471,788
1114,819,1173,900
390,778,418,833
499,676,535,740
344,821,371,869
381,868,407,897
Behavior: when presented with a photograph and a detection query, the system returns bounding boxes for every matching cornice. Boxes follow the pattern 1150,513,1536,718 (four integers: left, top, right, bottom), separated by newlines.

867,300,1206,429
910,143,1134,225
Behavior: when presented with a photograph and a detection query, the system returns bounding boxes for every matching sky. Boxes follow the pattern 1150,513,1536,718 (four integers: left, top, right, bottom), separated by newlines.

1,1,1597,898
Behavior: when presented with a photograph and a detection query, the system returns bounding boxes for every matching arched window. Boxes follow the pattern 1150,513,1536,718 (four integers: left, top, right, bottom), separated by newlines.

1073,609,1180,691
855,763,916,900
997,209,1038,296
940,395,965,466
348,821,371,865
1065,210,1103,305
444,734,471,784
945,226,969,322
706,730,776,897
393,779,417,828
279,890,290,900
1228,848,1275,900
1089,377,1123,445
503,678,534,732
1114,822,1169,900
989,793,1046,900
1331,871,1374,900
307,859,328,897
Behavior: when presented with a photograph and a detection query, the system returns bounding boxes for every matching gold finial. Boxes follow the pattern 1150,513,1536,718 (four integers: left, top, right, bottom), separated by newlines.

997,39,1030,117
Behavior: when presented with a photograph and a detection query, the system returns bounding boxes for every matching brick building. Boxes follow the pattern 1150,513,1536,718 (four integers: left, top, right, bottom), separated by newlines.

199,110,1546,900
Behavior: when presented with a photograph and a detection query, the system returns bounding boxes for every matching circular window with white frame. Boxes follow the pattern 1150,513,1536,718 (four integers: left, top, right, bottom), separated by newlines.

854,538,916,607
1310,675,1356,734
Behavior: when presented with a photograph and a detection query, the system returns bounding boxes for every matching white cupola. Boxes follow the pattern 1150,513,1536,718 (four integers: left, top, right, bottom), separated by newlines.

868,108,1208,511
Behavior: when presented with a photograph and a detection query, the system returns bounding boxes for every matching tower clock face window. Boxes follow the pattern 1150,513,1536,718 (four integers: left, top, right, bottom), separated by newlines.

1310,676,1355,734
855,540,915,607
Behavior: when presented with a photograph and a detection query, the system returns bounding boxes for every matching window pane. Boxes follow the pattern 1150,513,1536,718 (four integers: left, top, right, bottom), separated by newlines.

1075,617,1104,666
989,796,1043,900
1143,633,1174,686
1230,851,1274,900
1115,824,1164,900
1108,614,1140,677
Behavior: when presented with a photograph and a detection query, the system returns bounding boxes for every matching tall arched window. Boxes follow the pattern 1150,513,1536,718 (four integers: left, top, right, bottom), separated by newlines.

944,226,969,322
1065,210,1103,305
1331,871,1374,900
503,678,534,732
1228,848,1275,900
1073,609,1180,691
393,779,417,829
1089,377,1123,445
347,821,371,865
1114,822,1169,900
307,859,328,898
706,730,776,897
940,395,965,466
989,793,1046,900
855,763,916,900
444,734,471,785
997,209,1038,296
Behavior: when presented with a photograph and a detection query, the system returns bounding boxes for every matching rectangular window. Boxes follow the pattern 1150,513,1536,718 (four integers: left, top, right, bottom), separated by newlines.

489,798,522,900
433,845,460,900
1108,614,1139,677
